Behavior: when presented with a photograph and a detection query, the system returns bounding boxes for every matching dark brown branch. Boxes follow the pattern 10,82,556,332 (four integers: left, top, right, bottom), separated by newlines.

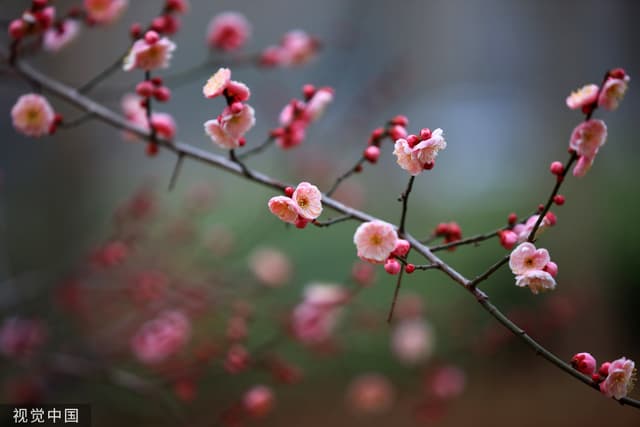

237,135,275,160
387,269,404,323
77,51,126,94
470,254,510,289
312,215,354,227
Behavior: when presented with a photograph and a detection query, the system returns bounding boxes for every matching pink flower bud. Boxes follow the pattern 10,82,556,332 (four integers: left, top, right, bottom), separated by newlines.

144,30,159,44
544,211,557,226
543,261,558,278
135,81,154,97
388,125,407,140
384,258,401,275
550,161,564,176
392,239,410,257
153,86,171,102
243,385,275,418
507,213,518,225
230,101,244,114
407,134,419,148
9,20,25,40
498,230,518,250
571,352,597,376
405,264,416,274
363,146,380,163
553,194,565,205
599,362,611,376
419,128,432,140
390,115,408,127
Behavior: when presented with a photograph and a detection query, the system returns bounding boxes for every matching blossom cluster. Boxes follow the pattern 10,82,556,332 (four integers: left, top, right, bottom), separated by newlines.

272,85,334,149
203,68,256,149
268,182,323,228
571,353,636,400
393,127,447,175
508,242,558,294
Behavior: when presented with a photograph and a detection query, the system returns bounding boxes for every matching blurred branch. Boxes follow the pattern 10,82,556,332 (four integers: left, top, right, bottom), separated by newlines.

4,49,640,410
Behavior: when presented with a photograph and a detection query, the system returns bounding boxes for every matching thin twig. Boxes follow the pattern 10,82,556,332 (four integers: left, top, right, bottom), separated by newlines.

326,157,366,197
77,52,126,94
398,175,415,235
312,215,354,227
168,153,185,191
60,112,95,129
469,254,510,289
238,136,275,160
387,269,404,323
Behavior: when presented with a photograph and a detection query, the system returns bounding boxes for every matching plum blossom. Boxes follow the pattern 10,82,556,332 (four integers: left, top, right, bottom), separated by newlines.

131,310,191,364
566,84,599,110
204,104,255,149
509,242,551,275
346,374,395,414
249,247,292,287
243,385,275,418
267,182,323,224
207,12,251,51
571,352,597,377
515,270,557,294
274,86,333,149
391,319,434,364
353,221,398,264
203,68,231,98
121,94,176,140
260,30,319,67
84,0,128,25
43,20,80,52
600,357,636,399
11,94,55,137
393,128,447,175
267,196,299,224
598,74,630,111
291,283,346,344
123,33,176,71
291,182,323,220
512,214,553,243
569,119,607,177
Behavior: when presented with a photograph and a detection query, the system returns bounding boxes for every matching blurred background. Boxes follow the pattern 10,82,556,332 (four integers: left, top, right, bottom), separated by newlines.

1,0,639,425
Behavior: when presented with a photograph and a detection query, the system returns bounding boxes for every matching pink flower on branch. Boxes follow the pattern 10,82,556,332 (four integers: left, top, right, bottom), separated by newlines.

11,94,56,137
600,357,636,399
514,270,557,294
566,84,599,110
393,128,447,175
569,119,607,177
598,73,630,111
207,12,251,51
204,104,256,149
267,182,323,225
354,221,398,264
260,30,320,68
123,31,176,71
43,20,80,52
83,0,128,25
509,242,551,275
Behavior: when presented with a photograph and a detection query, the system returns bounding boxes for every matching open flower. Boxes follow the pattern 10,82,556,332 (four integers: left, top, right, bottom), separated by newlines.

268,196,299,224
566,84,599,110
203,67,231,98
291,182,322,220
412,128,447,165
11,94,55,137
600,357,636,399
206,12,251,51
569,119,607,177
393,128,447,175
84,0,128,25
598,75,630,111
204,104,255,149
123,34,176,71
515,270,556,294
353,221,398,264
509,242,551,275
43,20,80,52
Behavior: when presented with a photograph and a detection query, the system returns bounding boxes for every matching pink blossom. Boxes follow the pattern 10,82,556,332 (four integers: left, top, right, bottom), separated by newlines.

11,94,55,137
571,352,597,377
346,373,395,414
249,247,292,287
123,34,176,71
84,0,128,25
226,80,251,102
203,68,231,99
512,214,552,243
304,87,334,121
120,94,176,140
509,242,551,275
292,182,323,220
598,75,630,111
268,196,299,224
566,84,599,110
393,129,447,176
260,30,319,67
291,283,346,344
429,365,466,399
206,12,251,51
0,318,46,359
412,128,447,165
204,104,255,149
243,385,275,418
498,230,518,250
131,310,191,364
43,20,80,52
515,270,557,294
569,119,607,159
393,138,425,175
353,221,398,264
572,155,594,177
600,357,636,399
391,319,434,364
